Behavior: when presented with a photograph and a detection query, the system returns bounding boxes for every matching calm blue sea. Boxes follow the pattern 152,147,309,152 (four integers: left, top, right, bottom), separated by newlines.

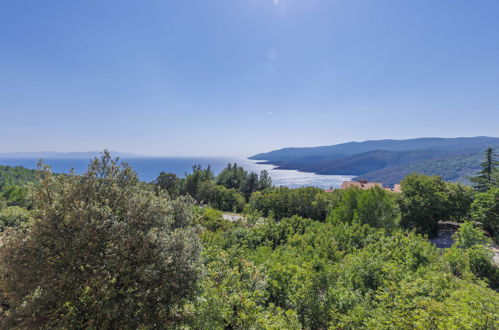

0,157,353,189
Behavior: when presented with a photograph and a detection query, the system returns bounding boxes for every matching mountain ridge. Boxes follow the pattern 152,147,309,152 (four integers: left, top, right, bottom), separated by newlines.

249,137,499,186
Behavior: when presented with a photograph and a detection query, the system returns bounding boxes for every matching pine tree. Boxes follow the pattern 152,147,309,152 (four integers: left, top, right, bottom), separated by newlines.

471,147,498,192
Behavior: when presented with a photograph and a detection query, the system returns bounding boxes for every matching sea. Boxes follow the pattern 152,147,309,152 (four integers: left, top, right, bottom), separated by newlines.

0,157,353,189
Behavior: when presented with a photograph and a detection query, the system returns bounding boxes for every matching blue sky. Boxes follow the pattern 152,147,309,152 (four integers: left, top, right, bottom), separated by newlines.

1,0,498,156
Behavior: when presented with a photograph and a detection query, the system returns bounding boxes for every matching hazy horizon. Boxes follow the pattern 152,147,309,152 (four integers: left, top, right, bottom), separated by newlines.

1,135,498,158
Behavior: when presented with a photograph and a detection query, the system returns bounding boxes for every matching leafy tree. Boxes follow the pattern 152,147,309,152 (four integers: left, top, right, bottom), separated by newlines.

355,187,400,229
240,171,259,200
217,164,273,199
154,171,182,198
249,187,335,221
398,174,449,237
444,182,474,221
198,181,245,212
216,163,247,190
0,152,202,329
258,169,272,191
452,221,491,249
470,147,498,192
183,164,214,199
471,187,499,243
445,222,498,289
328,187,400,229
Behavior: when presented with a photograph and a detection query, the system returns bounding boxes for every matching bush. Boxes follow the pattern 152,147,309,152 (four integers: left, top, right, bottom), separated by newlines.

444,222,498,289
328,187,400,229
399,174,449,237
471,187,499,243
452,222,491,249
249,187,338,221
198,181,246,212
200,207,233,232
0,153,202,329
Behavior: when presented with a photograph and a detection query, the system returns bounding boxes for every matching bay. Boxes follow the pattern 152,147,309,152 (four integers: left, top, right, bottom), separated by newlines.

0,157,353,189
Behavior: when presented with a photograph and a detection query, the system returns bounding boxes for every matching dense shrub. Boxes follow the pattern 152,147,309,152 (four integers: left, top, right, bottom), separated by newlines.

249,187,339,221
471,187,499,243
198,181,246,212
327,187,400,229
398,174,473,236
195,215,499,328
0,153,202,329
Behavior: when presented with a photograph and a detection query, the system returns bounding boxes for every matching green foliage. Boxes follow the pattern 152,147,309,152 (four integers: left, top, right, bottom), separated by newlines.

471,188,499,242
2,156,499,328
452,222,491,249
198,181,245,212
200,207,233,232
399,174,473,237
367,273,499,329
444,223,498,290
153,163,271,212
154,171,182,198
445,182,475,220
0,165,36,208
328,187,400,229
217,163,272,199
183,164,215,199
187,248,301,329
0,165,37,191
249,186,339,221
1,185,31,208
216,163,248,190
470,147,498,192
196,215,499,328
0,206,31,232
0,152,202,329
258,169,272,191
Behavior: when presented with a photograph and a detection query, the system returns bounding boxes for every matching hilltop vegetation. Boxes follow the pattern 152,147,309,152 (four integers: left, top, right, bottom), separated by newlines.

251,136,499,185
0,151,498,328
0,165,37,190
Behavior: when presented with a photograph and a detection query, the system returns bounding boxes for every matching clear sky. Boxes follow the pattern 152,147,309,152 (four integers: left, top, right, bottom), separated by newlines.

1,0,498,156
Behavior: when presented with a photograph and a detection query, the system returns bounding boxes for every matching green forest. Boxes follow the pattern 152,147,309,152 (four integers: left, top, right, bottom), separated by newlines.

0,149,498,329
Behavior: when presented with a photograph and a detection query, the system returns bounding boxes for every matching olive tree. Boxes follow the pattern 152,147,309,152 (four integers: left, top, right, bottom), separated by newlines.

0,152,202,329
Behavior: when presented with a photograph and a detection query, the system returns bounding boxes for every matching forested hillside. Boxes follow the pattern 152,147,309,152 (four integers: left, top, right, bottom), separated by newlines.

0,165,37,209
0,165,37,190
358,152,483,185
251,137,499,185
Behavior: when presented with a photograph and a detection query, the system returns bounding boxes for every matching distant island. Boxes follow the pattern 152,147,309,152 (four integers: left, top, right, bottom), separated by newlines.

249,136,499,186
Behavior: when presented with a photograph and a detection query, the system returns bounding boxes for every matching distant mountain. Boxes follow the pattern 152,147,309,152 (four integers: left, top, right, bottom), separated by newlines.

0,151,141,159
356,152,483,186
250,137,499,186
